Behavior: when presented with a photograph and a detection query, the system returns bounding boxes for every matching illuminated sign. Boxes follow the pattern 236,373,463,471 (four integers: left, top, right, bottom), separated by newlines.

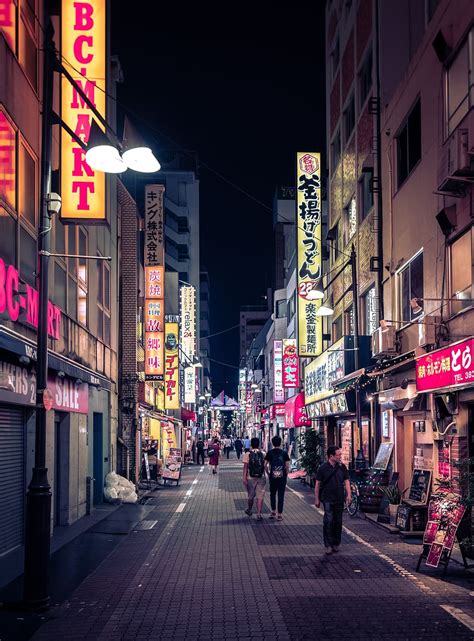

145,266,164,298
0,257,61,339
184,366,196,404
304,337,345,404
296,152,323,356
144,299,164,333
282,339,299,387
273,340,284,402
164,322,180,409
0,110,15,207
180,285,196,364
61,0,106,221
145,185,165,266
416,337,474,392
0,0,16,52
144,264,165,379
144,332,164,379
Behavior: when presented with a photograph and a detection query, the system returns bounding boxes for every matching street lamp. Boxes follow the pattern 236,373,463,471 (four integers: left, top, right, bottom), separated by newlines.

23,19,160,610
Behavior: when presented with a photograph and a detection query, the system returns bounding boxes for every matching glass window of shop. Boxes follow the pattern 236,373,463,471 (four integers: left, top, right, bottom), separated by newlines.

398,251,424,322
450,229,472,314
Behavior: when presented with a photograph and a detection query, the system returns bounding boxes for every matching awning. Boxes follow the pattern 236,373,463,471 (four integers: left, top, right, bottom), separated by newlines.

181,408,197,422
285,392,311,428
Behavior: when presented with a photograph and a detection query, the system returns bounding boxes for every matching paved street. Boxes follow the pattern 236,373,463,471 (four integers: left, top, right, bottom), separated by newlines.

6,456,474,641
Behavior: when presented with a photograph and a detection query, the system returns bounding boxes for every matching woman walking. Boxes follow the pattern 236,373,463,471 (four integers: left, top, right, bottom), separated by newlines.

208,437,220,474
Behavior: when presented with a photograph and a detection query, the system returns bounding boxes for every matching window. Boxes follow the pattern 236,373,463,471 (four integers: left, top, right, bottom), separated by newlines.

359,170,374,220
363,286,378,336
332,315,343,342
19,12,37,89
446,30,474,135
53,263,67,310
0,110,16,209
397,100,421,187
0,1,38,89
54,227,88,324
287,291,296,321
178,181,187,206
450,230,472,314
331,36,340,79
330,221,342,262
97,256,111,344
331,129,341,174
18,139,36,228
0,0,16,52
19,224,35,285
275,299,286,319
344,94,355,144
344,307,354,336
426,0,440,22
343,195,357,245
359,49,373,108
398,251,424,322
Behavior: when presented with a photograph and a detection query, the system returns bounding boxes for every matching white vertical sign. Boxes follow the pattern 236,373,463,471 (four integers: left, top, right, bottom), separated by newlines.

273,340,284,402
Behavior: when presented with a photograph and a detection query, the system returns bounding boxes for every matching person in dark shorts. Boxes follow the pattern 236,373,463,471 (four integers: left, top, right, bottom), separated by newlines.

265,435,290,520
315,446,351,554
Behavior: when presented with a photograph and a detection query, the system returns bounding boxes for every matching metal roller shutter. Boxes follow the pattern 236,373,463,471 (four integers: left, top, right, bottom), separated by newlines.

0,405,25,556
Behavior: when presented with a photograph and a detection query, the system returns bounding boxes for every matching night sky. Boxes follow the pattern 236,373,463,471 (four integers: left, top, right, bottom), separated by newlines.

112,4,326,397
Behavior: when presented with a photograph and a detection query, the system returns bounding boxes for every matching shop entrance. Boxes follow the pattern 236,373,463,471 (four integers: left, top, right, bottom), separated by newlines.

54,412,69,526
93,413,104,505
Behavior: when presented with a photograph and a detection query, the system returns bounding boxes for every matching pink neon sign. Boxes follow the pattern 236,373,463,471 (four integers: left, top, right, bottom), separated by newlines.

416,338,474,392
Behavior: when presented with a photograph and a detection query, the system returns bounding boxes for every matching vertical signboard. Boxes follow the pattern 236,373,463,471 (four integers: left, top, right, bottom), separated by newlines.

144,185,165,380
296,152,323,356
282,339,299,387
273,340,284,402
164,322,180,409
184,367,196,404
0,110,16,208
238,368,246,410
180,285,196,364
61,0,106,221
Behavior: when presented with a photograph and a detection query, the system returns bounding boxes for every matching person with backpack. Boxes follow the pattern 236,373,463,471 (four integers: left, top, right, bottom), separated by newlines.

315,445,351,554
208,437,220,474
242,437,266,520
196,438,205,465
265,435,290,521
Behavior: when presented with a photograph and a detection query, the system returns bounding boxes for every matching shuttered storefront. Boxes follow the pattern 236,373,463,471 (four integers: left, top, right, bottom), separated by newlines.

0,405,25,556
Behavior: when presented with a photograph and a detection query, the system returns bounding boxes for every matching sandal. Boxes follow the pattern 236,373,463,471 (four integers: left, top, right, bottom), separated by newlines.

269,512,276,519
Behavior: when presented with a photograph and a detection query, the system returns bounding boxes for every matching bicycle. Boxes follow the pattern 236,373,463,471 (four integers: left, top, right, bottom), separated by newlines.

346,479,360,517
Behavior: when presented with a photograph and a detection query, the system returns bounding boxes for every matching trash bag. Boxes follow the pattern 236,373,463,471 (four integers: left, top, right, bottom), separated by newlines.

103,486,119,502
121,489,138,504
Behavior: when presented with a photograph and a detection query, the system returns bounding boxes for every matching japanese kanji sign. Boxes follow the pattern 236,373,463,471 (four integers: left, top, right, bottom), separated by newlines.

282,339,299,388
273,341,284,402
61,0,106,221
416,337,474,392
304,337,345,404
144,184,165,267
296,152,323,356
180,285,196,364
164,322,180,409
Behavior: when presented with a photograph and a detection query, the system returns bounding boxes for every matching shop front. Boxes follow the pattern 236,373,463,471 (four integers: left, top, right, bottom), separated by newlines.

284,392,311,456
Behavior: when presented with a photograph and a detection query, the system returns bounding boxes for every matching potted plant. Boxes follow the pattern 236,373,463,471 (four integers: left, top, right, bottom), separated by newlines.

296,429,325,486
380,483,401,524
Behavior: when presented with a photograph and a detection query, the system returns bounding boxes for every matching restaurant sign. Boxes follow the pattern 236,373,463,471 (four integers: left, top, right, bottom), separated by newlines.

304,337,345,404
416,337,474,392
273,340,284,402
282,339,299,387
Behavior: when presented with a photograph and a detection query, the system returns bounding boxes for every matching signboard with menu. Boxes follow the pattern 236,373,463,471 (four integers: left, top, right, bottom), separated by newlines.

421,493,466,568
282,339,299,387
416,337,474,392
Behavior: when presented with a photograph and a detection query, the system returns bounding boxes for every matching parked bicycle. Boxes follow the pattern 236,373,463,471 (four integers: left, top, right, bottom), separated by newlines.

346,479,360,517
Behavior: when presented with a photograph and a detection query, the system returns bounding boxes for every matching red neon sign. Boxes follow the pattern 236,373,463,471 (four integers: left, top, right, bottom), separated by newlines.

416,338,474,392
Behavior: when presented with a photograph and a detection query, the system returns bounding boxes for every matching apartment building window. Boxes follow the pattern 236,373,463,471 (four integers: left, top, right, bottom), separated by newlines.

332,315,343,342
397,99,421,187
331,128,341,174
344,307,354,336
343,195,357,246
18,138,36,228
329,221,342,262
363,286,378,336
446,29,474,135
344,94,355,144
359,49,372,108
275,299,286,319
0,1,38,89
398,251,424,322
52,227,88,324
331,36,340,79
450,229,472,314
97,255,111,344
287,291,296,321
359,169,374,220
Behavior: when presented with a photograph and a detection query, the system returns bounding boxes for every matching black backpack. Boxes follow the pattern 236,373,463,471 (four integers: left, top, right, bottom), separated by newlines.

269,449,285,479
248,450,265,478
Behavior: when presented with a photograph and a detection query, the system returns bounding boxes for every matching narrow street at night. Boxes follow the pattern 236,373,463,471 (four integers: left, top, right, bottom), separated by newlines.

3,455,472,641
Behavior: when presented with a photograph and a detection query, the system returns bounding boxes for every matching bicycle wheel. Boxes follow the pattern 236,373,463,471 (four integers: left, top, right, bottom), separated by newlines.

346,482,359,517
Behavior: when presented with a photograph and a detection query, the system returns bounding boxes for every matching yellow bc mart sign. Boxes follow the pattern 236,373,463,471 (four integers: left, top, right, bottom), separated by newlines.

61,0,106,221
296,152,323,357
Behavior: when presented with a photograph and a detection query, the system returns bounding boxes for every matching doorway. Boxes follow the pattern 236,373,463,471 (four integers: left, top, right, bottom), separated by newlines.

93,413,104,505
54,412,69,526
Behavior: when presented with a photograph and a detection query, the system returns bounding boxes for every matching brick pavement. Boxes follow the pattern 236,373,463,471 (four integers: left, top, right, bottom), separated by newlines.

23,455,474,640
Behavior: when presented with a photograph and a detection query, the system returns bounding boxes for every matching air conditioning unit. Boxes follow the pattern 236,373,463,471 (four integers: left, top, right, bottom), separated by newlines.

418,316,440,347
437,128,474,194
372,326,398,357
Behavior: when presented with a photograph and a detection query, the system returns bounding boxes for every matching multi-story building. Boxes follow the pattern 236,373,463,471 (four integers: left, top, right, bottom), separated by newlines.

0,2,119,584
200,268,211,392
239,292,272,363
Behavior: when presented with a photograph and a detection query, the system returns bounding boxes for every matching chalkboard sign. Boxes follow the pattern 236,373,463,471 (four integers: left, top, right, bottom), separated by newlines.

396,504,411,530
373,442,394,470
408,469,432,504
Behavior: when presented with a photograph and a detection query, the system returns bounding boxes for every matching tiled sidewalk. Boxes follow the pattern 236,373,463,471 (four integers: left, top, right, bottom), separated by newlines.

25,457,474,640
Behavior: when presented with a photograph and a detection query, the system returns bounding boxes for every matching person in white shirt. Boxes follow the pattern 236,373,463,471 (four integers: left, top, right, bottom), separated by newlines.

224,436,232,459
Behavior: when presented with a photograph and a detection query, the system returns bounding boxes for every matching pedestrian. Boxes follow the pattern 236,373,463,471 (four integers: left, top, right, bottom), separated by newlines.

243,434,251,452
234,437,243,460
196,437,205,465
208,437,220,474
265,435,290,521
242,437,266,520
224,435,232,459
314,445,352,554
191,439,196,463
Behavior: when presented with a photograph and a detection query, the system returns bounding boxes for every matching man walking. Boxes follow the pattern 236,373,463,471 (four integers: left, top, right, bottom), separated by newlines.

196,437,205,465
243,435,251,452
315,446,351,554
265,435,290,520
234,436,243,460
224,435,232,459
243,437,266,520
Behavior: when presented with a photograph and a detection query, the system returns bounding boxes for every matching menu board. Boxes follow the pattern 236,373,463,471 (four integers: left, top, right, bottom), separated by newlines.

162,454,182,482
408,469,431,504
373,443,394,471
423,493,466,568
396,504,411,530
